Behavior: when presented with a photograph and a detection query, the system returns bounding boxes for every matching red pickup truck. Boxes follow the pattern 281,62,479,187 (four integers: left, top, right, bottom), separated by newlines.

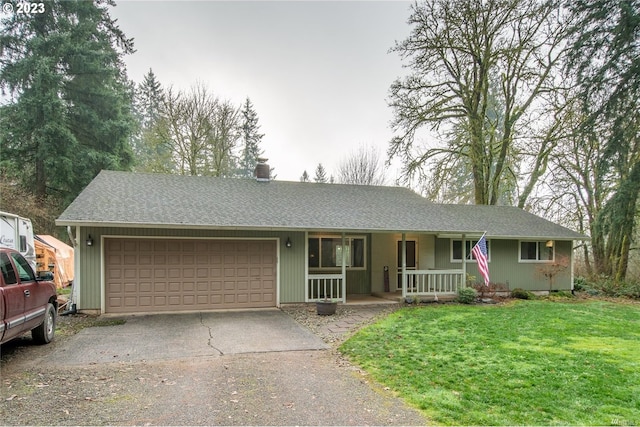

1,248,58,345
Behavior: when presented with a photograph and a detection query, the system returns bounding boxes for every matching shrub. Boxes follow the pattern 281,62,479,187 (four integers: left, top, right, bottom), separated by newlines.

457,287,477,304
471,282,509,299
548,290,574,299
598,278,640,299
573,277,588,292
574,276,601,295
511,288,533,300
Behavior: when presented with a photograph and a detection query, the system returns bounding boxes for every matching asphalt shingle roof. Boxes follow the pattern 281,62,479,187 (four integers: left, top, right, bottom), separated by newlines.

56,170,587,240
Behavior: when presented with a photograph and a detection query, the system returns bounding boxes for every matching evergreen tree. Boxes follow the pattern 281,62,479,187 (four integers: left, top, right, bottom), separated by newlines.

300,170,310,182
0,0,134,203
137,69,164,130
238,97,264,178
567,0,640,280
314,164,328,183
132,69,166,171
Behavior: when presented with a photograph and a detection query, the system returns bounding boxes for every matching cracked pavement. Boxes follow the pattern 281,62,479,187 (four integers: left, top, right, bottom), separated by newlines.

43,310,329,365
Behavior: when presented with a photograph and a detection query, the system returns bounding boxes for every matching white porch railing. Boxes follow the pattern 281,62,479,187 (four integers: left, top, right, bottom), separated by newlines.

308,274,345,302
404,270,464,297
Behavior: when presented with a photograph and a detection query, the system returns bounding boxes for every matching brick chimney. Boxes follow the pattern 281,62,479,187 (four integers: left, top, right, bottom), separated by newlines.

254,158,270,182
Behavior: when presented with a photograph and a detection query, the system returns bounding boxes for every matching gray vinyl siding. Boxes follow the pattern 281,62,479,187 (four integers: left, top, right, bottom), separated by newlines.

76,227,306,311
434,238,573,291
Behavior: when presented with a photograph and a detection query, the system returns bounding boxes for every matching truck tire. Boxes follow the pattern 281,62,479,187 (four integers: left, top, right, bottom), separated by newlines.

32,303,56,344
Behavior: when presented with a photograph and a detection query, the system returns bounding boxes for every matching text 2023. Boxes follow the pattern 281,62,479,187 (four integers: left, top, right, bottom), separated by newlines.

16,2,45,14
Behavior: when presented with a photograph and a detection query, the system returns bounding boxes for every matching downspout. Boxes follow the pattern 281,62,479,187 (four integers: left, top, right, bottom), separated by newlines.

66,226,76,248
62,226,79,315
341,232,346,303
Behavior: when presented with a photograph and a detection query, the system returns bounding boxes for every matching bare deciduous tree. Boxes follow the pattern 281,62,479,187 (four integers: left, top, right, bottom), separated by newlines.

337,144,387,186
388,0,570,206
152,82,240,176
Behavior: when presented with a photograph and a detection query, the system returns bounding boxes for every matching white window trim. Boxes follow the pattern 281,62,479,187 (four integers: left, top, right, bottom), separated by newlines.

518,240,556,263
450,239,491,263
308,235,367,271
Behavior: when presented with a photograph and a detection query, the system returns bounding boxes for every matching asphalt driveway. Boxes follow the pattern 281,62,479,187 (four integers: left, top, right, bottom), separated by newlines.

46,309,329,365
2,308,427,425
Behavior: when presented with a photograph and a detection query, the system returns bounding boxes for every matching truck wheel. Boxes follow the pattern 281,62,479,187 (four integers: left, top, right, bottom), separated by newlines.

32,303,56,344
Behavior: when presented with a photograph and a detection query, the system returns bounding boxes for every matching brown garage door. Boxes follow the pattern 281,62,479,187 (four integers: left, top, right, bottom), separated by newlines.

105,238,277,313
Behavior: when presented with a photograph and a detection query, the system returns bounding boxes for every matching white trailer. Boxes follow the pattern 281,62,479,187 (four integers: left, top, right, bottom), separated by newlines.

0,210,36,272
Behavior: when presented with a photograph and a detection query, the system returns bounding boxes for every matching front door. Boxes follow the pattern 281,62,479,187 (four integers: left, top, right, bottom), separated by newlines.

397,240,417,290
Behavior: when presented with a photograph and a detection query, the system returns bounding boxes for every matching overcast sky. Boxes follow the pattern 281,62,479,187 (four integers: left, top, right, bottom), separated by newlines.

109,0,413,182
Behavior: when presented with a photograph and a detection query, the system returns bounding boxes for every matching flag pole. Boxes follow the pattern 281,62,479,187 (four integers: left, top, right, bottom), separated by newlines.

469,231,487,258
471,231,490,286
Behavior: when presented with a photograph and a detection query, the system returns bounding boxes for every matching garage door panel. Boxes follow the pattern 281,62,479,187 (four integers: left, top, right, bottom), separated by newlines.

106,238,277,313
124,296,137,307
123,241,137,251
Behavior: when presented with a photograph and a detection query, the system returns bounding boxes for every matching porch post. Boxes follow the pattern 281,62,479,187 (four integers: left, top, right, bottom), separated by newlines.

304,231,309,302
461,233,467,289
341,232,347,302
401,233,407,298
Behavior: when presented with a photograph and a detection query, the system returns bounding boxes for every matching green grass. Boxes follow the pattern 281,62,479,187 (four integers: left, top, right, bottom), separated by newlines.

340,300,640,425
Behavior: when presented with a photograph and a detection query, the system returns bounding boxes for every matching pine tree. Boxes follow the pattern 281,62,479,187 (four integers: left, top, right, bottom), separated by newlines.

137,69,164,130
132,69,167,172
238,97,264,178
300,170,310,182
0,0,135,203
567,0,640,280
314,164,328,183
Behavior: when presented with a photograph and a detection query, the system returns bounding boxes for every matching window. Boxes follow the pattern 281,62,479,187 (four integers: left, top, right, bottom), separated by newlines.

0,253,18,285
308,236,366,269
10,252,35,282
451,239,490,262
519,241,554,262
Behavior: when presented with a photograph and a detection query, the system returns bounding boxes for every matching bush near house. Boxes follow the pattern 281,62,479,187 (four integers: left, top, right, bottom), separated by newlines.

456,287,477,304
574,276,640,299
511,288,535,299
470,281,509,299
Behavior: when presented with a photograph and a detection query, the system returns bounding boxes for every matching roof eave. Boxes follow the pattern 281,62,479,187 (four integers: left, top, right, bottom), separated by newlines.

55,220,588,239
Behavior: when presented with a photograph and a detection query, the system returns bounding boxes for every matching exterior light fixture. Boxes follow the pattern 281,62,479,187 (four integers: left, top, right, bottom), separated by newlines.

546,240,554,248
285,237,292,248
86,235,94,247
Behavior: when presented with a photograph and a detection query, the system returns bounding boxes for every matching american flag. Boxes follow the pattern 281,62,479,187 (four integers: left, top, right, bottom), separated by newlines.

471,235,490,285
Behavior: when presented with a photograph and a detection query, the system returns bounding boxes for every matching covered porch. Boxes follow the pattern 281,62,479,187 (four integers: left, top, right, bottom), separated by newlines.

304,231,467,303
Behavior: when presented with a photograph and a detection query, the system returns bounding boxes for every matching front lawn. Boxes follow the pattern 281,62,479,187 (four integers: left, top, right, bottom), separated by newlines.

340,300,640,425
